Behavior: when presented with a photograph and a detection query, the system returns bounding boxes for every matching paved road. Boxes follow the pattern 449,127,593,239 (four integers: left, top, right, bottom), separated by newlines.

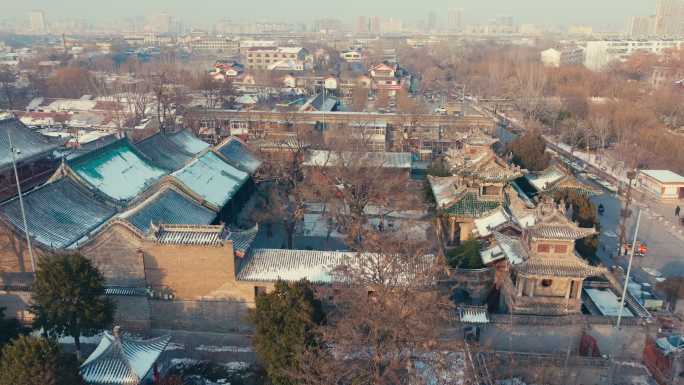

485,105,684,284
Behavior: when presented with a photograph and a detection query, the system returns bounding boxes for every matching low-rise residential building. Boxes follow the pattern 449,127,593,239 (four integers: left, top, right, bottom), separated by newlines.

638,169,684,201
190,36,239,54
540,46,585,67
244,47,311,71
585,39,684,71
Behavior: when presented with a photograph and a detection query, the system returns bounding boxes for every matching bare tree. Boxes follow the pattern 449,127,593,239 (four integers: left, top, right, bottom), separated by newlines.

294,231,456,385
252,119,316,249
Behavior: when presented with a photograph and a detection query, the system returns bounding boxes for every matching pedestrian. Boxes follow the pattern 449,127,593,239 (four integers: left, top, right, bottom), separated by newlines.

676,205,681,217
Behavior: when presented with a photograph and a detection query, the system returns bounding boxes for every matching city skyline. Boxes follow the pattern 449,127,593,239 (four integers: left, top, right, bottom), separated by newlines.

1,0,653,30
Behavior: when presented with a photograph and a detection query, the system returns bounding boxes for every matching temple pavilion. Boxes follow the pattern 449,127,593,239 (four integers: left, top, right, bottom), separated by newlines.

495,200,606,316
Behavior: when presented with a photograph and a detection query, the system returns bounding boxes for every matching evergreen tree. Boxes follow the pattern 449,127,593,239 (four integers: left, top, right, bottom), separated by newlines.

0,307,25,349
554,191,601,263
30,254,115,359
250,279,324,385
0,335,84,385
446,238,484,269
507,130,551,171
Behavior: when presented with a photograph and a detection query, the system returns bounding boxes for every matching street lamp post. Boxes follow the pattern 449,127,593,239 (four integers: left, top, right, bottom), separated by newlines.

7,130,36,273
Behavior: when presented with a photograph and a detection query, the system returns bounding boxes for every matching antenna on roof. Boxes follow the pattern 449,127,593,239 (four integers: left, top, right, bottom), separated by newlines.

7,130,36,273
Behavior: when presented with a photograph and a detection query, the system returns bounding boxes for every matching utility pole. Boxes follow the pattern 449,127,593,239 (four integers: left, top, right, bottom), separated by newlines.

617,209,642,329
8,130,36,273
618,170,637,258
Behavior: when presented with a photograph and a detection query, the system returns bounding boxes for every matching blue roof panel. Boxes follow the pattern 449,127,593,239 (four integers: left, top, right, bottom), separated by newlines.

69,139,167,202
0,117,60,169
168,130,210,155
216,138,262,174
135,133,194,171
125,188,216,233
0,178,117,248
172,152,249,209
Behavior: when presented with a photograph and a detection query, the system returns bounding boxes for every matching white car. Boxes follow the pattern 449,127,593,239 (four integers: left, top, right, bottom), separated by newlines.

643,267,666,283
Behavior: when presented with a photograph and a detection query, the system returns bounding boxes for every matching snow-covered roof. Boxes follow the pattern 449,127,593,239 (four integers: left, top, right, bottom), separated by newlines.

528,168,564,191
427,176,461,209
459,306,489,323
0,177,116,249
492,232,527,265
69,139,167,202
172,151,250,209
121,187,217,234
473,208,510,237
480,244,505,265
237,248,353,283
304,150,412,169
0,116,60,169
214,137,263,174
80,330,170,385
584,288,633,317
640,169,684,184
656,335,684,355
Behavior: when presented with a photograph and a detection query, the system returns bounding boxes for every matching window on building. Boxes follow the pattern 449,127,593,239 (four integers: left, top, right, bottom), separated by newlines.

541,279,553,287
554,244,568,254
254,286,267,297
537,244,551,253
482,185,499,196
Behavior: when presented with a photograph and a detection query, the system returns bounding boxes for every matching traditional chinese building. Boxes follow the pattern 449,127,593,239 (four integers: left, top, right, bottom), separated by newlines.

80,327,170,385
429,132,522,244
0,115,61,201
524,163,602,200
495,200,606,316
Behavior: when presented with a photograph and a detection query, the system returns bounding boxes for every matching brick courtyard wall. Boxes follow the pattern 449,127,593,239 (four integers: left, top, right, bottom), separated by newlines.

79,222,145,287
149,299,253,333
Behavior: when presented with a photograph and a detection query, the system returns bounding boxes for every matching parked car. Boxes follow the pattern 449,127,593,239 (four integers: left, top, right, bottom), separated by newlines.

643,267,666,283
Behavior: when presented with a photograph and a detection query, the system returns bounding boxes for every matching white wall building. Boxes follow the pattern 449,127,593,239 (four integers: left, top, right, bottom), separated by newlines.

540,47,585,67
584,39,684,71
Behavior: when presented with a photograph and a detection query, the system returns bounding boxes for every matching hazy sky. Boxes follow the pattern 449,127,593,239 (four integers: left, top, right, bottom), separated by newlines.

2,0,654,29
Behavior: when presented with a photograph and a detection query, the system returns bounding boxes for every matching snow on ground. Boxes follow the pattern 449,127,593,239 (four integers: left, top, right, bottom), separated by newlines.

165,342,185,351
170,358,200,367
195,345,253,353
220,362,250,371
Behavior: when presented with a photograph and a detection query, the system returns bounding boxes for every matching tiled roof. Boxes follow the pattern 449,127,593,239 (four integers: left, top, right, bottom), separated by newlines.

225,225,258,256
473,208,510,237
172,151,250,209
123,187,217,234
0,177,117,249
215,137,263,174
444,192,501,218
134,132,195,171
459,306,489,323
530,165,602,196
492,232,528,265
80,331,170,385
530,210,597,240
237,248,354,283
446,144,521,182
69,139,167,202
514,257,606,278
152,224,226,246
104,287,148,297
530,225,597,240
0,116,60,169
167,130,210,155
304,150,412,169
427,175,462,208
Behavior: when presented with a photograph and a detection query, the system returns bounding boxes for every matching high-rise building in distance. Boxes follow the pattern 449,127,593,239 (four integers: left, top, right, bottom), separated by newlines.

654,0,684,36
630,15,656,37
448,8,463,31
28,10,47,33
355,16,368,34
427,12,437,31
